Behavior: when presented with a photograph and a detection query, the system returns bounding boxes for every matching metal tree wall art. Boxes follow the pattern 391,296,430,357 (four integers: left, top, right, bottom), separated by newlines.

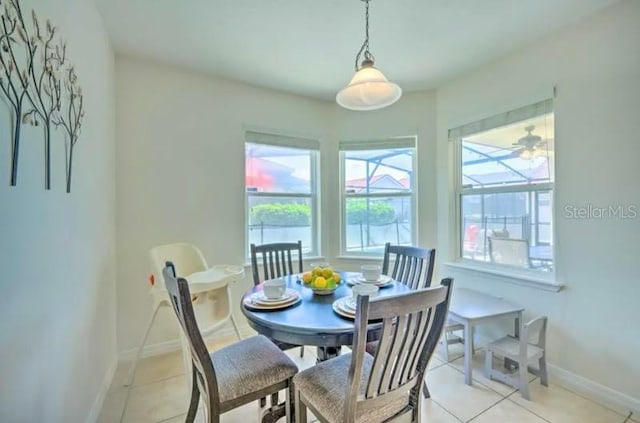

0,0,84,192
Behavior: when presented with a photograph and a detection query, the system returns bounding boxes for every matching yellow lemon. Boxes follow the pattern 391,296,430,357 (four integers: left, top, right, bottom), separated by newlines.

312,266,323,277
314,276,327,289
301,272,312,284
332,272,341,282
322,267,333,279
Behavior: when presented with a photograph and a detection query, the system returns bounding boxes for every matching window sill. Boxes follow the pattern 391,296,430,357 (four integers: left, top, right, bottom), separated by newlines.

335,255,384,261
443,261,565,292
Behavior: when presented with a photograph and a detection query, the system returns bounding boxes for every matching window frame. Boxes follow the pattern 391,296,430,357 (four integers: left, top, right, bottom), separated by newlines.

339,138,418,257
244,133,321,258
453,104,555,274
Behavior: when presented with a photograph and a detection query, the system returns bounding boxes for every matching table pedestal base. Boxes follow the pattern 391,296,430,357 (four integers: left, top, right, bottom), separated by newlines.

316,346,341,362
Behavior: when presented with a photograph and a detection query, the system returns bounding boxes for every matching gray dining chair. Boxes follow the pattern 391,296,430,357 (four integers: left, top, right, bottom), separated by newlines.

162,262,298,423
381,242,436,290
293,278,453,423
368,243,437,397
250,241,306,358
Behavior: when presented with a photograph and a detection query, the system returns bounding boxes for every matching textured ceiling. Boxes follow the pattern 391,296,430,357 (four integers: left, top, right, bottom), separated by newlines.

96,0,619,100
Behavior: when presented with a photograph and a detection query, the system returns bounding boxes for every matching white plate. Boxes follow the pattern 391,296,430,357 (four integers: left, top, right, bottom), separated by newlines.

244,291,301,310
343,298,357,310
251,289,298,305
357,274,391,284
332,297,356,319
347,275,393,287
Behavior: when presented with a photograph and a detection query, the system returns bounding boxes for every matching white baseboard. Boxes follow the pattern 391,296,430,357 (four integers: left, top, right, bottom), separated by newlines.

86,356,118,423
548,363,639,417
117,325,250,362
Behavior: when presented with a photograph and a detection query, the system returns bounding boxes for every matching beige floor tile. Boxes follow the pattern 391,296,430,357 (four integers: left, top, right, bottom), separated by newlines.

133,350,186,386
286,346,318,371
97,389,128,423
122,375,190,423
425,365,503,422
429,355,446,370
448,348,536,396
421,398,463,422
470,398,547,423
510,382,627,423
434,341,465,363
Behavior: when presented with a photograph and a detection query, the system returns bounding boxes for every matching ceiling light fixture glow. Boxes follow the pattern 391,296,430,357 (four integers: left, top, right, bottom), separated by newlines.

336,0,401,111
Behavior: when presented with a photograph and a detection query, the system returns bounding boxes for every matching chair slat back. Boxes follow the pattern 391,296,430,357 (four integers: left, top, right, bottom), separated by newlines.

345,279,453,421
250,241,303,286
162,262,220,417
382,243,436,290
523,315,548,350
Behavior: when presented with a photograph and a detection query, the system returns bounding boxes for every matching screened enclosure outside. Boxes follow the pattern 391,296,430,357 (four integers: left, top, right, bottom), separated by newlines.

341,143,415,255
455,105,555,271
245,139,319,256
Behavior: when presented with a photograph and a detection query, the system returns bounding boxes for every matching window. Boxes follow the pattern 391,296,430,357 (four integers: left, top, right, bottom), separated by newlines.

452,99,554,272
245,131,320,256
340,138,416,256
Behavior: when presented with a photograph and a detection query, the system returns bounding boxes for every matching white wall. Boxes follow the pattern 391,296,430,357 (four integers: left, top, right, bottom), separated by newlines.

0,0,116,421
114,58,331,351
436,0,640,410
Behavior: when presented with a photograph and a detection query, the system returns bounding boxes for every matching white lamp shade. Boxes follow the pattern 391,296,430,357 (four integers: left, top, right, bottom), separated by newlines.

336,66,402,111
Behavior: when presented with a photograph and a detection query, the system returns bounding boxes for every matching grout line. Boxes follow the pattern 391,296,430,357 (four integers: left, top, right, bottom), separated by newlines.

430,398,464,422
442,362,508,397
465,396,507,422
504,389,553,423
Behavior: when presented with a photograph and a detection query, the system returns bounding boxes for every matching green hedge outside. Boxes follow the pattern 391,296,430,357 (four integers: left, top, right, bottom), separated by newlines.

250,200,397,227
250,203,311,226
346,199,396,225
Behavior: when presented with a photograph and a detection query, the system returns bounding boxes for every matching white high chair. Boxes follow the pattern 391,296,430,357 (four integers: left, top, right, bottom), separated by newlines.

125,243,244,387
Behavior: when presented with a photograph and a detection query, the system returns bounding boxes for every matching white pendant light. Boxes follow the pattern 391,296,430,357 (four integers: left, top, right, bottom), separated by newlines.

336,0,401,111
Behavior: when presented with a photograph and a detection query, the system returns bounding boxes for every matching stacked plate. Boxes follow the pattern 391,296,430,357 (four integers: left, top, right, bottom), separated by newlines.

332,297,357,319
243,288,301,311
347,274,393,287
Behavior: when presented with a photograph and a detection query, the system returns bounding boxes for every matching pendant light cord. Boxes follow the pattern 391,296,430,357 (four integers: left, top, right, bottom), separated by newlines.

354,0,374,70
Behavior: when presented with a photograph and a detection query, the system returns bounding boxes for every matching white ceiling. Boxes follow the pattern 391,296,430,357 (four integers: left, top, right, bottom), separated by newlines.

96,0,619,100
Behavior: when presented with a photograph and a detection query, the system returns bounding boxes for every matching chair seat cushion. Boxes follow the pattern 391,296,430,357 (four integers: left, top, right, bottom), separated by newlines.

365,341,378,355
487,335,544,360
212,335,298,404
293,353,408,423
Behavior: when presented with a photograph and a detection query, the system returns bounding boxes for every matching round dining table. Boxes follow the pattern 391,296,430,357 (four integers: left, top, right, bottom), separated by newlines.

240,272,412,361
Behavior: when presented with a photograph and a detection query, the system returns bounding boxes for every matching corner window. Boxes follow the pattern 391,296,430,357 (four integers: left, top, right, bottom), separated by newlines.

453,100,554,272
245,131,320,257
339,138,416,256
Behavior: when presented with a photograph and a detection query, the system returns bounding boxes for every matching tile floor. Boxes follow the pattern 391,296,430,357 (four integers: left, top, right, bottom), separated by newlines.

99,332,634,423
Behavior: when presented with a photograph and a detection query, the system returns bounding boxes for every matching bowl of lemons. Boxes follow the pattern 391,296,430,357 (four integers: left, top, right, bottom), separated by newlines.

301,266,342,295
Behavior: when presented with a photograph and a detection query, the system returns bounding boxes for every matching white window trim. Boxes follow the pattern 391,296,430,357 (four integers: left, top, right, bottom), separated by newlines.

451,102,557,281
339,138,418,257
244,133,321,258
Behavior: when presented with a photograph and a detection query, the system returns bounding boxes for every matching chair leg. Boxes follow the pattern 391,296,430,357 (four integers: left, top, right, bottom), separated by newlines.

300,346,305,358
539,355,548,387
230,315,243,340
286,381,293,423
484,348,493,380
125,304,161,387
441,331,450,362
519,362,531,400
422,379,431,399
294,387,308,423
185,366,200,423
